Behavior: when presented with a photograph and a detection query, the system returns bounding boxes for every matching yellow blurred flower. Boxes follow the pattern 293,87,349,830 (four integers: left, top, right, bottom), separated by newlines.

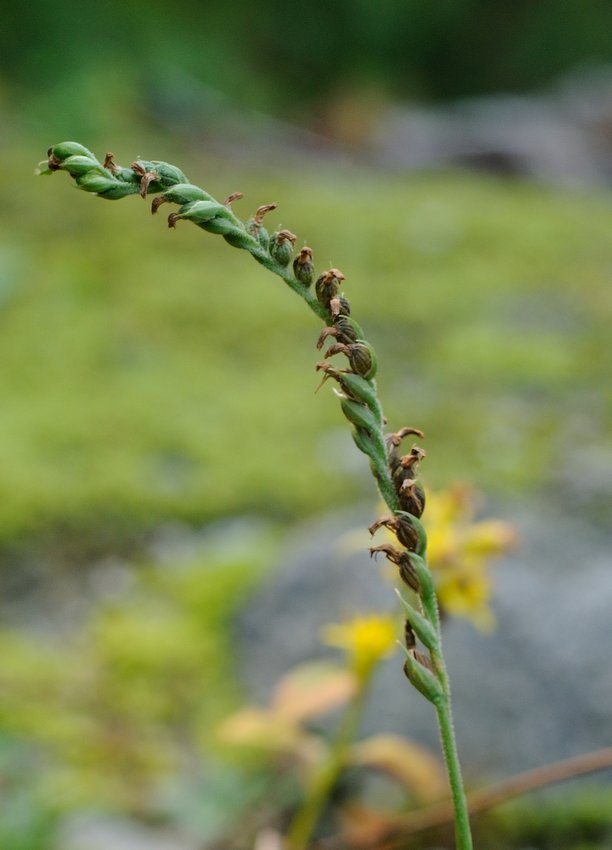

321,614,398,681
425,484,517,629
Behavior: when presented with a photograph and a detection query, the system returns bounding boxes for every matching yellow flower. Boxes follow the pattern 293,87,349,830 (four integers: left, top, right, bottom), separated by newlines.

435,561,495,630
424,485,517,630
321,614,398,681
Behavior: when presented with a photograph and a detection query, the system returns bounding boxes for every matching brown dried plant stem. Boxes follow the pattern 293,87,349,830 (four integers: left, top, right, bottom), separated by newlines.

325,746,612,850
39,143,473,850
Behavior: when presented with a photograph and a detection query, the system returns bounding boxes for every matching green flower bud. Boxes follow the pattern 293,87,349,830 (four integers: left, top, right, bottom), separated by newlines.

166,203,255,250
132,160,187,189
152,184,214,213
316,362,382,423
199,217,252,249
351,425,377,459
59,155,110,178
269,229,297,267
339,397,385,457
75,172,123,195
396,591,439,652
172,200,235,226
293,247,314,286
407,550,436,601
97,183,142,200
402,649,443,704
150,161,188,186
48,142,96,168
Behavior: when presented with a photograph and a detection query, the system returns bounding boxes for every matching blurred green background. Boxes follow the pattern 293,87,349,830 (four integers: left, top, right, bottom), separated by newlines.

2,2,612,848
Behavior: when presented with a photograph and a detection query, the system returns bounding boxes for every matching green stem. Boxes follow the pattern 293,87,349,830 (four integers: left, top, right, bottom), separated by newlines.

250,248,330,322
374,458,401,514
432,651,473,850
418,548,473,849
286,686,367,850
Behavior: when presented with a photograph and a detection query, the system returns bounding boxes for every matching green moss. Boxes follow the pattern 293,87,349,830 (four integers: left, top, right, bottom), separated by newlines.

479,789,612,849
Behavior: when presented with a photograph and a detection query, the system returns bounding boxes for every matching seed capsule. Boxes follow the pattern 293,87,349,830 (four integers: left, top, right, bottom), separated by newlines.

293,247,314,286
316,319,358,351
330,295,351,318
269,229,297,266
370,544,419,592
391,446,426,487
369,514,419,551
348,341,377,380
333,316,359,344
325,341,377,380
398,479,426,518
404,620,416,650
387,427,425,473
315,268,345,309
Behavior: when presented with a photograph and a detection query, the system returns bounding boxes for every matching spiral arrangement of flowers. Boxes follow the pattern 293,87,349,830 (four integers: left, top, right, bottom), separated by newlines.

39,142,473,849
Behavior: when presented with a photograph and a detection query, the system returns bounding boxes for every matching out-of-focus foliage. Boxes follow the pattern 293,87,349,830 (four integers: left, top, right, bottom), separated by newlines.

0,548,267,817
478,791,612,850
6,0,612,134
218,639,448,844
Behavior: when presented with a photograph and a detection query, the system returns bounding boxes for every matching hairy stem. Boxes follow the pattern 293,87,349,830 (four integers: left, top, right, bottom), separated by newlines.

433,660,473,850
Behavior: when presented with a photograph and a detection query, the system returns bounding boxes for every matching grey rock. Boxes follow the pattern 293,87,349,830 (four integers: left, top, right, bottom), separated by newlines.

58,813,198,850
235,503,612,782
371,66,612,186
